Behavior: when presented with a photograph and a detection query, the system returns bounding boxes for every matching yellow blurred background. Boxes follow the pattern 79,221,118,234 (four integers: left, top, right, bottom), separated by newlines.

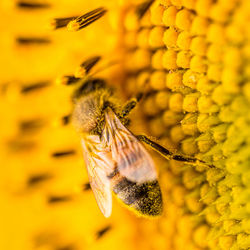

1,0,250,250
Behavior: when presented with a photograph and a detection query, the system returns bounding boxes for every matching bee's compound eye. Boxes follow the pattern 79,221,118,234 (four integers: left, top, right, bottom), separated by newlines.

72,96,100,133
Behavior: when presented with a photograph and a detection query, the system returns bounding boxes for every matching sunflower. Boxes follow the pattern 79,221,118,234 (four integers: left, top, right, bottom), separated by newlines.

1,0,250,249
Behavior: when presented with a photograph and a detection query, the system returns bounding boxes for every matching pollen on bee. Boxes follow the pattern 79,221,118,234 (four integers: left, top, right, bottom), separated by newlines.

67,7,107,31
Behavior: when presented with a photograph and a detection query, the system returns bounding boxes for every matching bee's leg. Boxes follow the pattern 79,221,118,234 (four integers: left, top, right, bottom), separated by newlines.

119,93,143,118
136,135,215,168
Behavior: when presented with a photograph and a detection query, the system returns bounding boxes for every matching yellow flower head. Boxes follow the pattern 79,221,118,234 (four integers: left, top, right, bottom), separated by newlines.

1,0,250,249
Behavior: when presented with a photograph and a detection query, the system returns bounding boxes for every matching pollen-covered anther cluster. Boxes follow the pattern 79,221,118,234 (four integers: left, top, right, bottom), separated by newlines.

123,0,250,249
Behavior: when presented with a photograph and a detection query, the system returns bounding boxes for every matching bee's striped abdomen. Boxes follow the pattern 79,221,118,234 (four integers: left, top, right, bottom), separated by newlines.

111,175,163,217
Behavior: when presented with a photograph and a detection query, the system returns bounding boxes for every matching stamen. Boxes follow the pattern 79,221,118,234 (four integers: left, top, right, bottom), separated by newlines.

27,173,52,187
48,195,72,203
8,139,36,151
135,0,154,19
50,16,77,30
21,82,49,94
16,37,51,45
56,244,76,250
75,56,101,78
67,7,107,31
56,75,81,85
51,150,76,158
17,1,50,9
19,119,44,133
96,225,111,239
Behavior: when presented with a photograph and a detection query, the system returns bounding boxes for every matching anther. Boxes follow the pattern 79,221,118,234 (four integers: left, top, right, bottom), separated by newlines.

56,75,81,86
135,0,154,19
96,225,112,239
17,1,50,9
8,139,36,152
47,195,72,203
67,7,107,31
19,119,44,133
27,173,52,187
51,150,76,158
75,56,101,78
21,82,49,94
50,16,77,30
16,37,51,45
55,244,76,250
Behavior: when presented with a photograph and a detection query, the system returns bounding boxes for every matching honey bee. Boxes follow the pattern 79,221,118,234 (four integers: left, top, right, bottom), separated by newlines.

69,57,213,218
71,79,162,217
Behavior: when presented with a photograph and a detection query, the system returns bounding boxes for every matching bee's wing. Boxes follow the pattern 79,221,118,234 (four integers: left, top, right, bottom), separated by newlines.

103,108,157,184
81,137,114,217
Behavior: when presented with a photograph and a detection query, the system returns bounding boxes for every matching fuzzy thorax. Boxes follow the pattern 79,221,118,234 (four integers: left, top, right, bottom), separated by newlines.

72,89,119,134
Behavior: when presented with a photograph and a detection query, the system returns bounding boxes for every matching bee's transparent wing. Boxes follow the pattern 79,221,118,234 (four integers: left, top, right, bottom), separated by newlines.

103,108,157,184
81,137,113,217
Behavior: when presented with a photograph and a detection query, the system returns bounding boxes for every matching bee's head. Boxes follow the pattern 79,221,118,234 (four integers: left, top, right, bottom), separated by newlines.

72,85,111,135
